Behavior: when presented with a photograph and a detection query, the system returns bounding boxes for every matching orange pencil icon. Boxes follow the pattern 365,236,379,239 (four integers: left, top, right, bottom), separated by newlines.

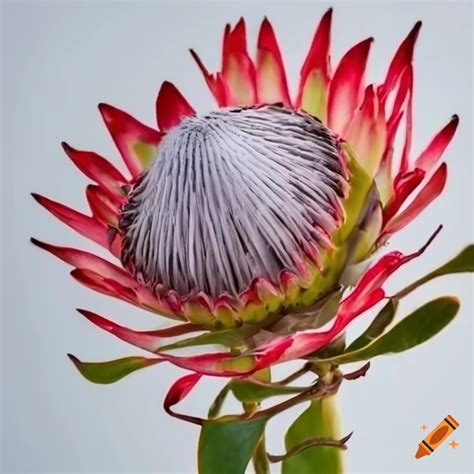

415,415,459,459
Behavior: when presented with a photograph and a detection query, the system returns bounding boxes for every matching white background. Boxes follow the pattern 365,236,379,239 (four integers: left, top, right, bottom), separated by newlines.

2,1,472,473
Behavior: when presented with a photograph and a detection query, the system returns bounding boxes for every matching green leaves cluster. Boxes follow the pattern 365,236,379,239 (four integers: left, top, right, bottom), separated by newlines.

198,295,461,474
196,246,471,474
317,296,459,365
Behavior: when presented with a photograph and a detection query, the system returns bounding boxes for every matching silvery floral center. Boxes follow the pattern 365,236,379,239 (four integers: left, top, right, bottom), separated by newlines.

120,105,348,298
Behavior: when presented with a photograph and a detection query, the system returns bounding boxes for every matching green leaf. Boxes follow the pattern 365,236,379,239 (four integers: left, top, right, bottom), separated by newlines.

396,245,474,298
208,384,231,419
68,355,161,384
157,325,258,352
229,379,306,403
198,416,268,474
229,367,307,403
318,297,459,365
283,396,344,474
430,245,474,274
345,299,399,352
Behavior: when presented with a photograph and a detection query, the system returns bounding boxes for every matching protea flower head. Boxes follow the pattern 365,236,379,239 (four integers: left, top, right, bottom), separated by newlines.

33,9,458,379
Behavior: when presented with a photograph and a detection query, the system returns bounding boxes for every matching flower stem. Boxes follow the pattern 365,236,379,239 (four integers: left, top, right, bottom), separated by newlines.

253,433,270,474
282,394,344,474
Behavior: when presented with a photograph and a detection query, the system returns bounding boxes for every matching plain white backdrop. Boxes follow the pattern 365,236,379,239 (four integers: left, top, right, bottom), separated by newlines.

2,1,473,473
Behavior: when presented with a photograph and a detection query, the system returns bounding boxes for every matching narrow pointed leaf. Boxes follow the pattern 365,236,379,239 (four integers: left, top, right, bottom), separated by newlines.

395,245,474,298
229,379,305,403
345,299,398,352
421,245,474,276
317,297,459,364
68,354,162,384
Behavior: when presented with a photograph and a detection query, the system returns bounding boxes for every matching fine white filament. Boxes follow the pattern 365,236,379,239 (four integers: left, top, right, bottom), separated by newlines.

120,105,348,297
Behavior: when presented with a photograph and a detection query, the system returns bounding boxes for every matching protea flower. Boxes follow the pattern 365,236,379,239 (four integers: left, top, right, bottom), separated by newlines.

33,9,471,474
